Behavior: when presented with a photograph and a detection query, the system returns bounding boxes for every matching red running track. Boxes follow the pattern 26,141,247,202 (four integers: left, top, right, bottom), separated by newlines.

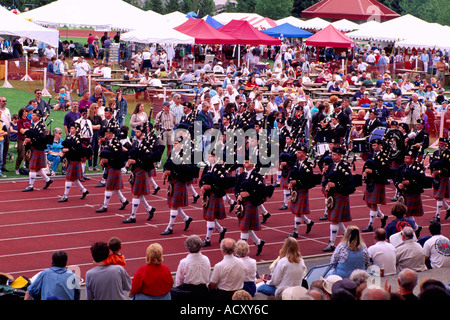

0,165,447,282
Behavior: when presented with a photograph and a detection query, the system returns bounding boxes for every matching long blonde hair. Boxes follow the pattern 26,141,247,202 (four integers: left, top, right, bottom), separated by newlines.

279,237,301,264
340,225,365,251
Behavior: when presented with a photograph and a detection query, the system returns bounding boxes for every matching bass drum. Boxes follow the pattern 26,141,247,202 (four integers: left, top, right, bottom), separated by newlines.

382,129,405,161
368,126,387,144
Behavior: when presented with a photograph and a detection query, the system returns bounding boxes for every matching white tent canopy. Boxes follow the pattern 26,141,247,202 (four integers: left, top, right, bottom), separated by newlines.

300,17,331,31
275,16,306,28
20,0,148,31
395,25,450,52
331,19,359,32
120,22,195,45
0,6,59,47
212,12,263,25
163,11,189,27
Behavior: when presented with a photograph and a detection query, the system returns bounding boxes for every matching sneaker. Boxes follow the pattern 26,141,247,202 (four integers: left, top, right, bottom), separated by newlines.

94,166,100,171
15,170,20,175
88,167,93,171
0,174,6,178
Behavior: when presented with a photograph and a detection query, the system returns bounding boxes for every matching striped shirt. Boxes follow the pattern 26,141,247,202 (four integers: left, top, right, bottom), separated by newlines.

155,110,177,131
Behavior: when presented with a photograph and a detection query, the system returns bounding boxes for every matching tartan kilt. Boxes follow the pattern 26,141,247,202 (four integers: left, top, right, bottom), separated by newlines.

150,168,157,177
404,193,424,217
238,201,261,232
65,161,83,182
132,168,150,196
433,177,450,200
329,193,352,223
29,149,47,171
364,184,386,205
280,175,289,190
167,180,188,208
289,189,310,217
203,193,226,221
80,139,91,162
106,168,123,191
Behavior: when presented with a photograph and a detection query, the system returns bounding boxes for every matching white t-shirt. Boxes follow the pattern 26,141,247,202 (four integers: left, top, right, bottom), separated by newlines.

367,241,397,276
101,67,112,79
209,254,245,291
423,235,450,269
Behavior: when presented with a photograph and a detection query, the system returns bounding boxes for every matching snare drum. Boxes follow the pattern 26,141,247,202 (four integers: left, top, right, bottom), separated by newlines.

316,143,330,156
352,138,368,153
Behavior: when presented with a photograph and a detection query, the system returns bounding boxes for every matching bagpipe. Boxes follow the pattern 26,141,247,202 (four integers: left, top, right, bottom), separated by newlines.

99,136,128,170
325,160,356,210
288,160,321,203
61,133,92,166
199,164,236,208
24,118,53,160
362,150,392,187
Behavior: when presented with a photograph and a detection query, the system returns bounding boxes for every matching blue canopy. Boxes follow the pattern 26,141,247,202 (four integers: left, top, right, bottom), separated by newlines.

262,22,313,38
204,15,223,29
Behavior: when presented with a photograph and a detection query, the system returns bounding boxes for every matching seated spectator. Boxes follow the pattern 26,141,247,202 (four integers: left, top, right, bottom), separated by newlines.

98,237,126,267
328,226,371,279
396,268,419,300
235,240,257,297
24,250,80,300
367,228,396,276
418,278,450,300
129,243,174,300
209,238,245,300
358,92,372,108
394,226,427,273
85,241,131,300
45,127,64,176
256,237,307,298
423,222,450,269
385,203,417,240
172,235,211,300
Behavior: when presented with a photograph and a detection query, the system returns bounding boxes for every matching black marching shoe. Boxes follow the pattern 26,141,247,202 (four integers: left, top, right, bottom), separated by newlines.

184,217,193,231
279,204,288,210
152,186,161,195
96,206,107,213
430,216,440,223
445,209,450,220
319,213,328,221
95,182,105,188
22,185,34,192
256,240,265,256
380,215,388,228
323,242,335,252
83,176,91,181
288,230,298,238
80,190,89,199
202,239,211,247
362,224,373,232
147,207,156,221
261,213,271,224
415,226,422,238
161,228,173,235
58,195,68,203
219,227,227,243
119,200,129,210
306,221,315,234
122,217,136,224
43,179,53,190
192,194,200,204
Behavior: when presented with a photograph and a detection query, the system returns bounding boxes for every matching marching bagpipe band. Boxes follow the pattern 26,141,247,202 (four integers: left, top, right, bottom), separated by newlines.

24,109,54,161
61,122,92,168
428,137,450,191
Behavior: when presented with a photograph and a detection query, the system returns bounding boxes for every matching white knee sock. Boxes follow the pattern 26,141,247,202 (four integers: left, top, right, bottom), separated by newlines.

81,162,86,175
168,209,178,229
206,221,215,241
330,224,339,244
130,198,140,219
259,204,268,215
103,191,113,207
249,230,261,245
301,214,311,224
177,207,189,221
443,201,449,210
240,232,249,242
73,180,86,193
338,222,346,234
139,195,152,212
376,205,384,218
113,190,127,203
214,220,223,233
283,190,290,206
187,184,198,197
64,181,72,196
29,171,37,187
150,177,158,189
38,169,50,182
369,210,377,224
294,216,302,231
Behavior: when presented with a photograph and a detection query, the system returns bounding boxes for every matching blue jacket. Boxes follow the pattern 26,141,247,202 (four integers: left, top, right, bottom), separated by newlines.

26,266,80,300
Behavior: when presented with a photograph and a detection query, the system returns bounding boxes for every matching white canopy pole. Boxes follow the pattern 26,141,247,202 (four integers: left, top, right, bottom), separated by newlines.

2,60,13,88
41,68,52,97
21,55,34,81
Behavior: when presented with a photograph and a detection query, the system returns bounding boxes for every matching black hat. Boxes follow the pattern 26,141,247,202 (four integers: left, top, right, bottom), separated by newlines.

328,137,339,144
104,107,113,113
371,138,382,145
416,119,425,125
390,120,399,126
33,109,43,117
332,146,346,155
295,144,308,153
135,124,146,132
105,127,115,133
406,147,418,158
369,109,378,115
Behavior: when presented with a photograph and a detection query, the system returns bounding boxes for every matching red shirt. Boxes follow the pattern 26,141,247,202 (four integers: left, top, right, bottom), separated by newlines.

130,264,174,297
88,36,95,45
17,118,31,141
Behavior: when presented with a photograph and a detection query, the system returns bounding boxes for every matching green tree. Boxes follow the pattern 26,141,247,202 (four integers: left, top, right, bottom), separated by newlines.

254,0,293,20
164,0,181,14
197,0,215,17
292,0,317,18
235,0,256,13
144,0,164,13
223,0,238,12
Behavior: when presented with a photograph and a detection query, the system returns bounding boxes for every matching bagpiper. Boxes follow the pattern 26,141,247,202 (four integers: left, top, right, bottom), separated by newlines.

22,109,53,192
361,138,390,232
429,137,450,222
